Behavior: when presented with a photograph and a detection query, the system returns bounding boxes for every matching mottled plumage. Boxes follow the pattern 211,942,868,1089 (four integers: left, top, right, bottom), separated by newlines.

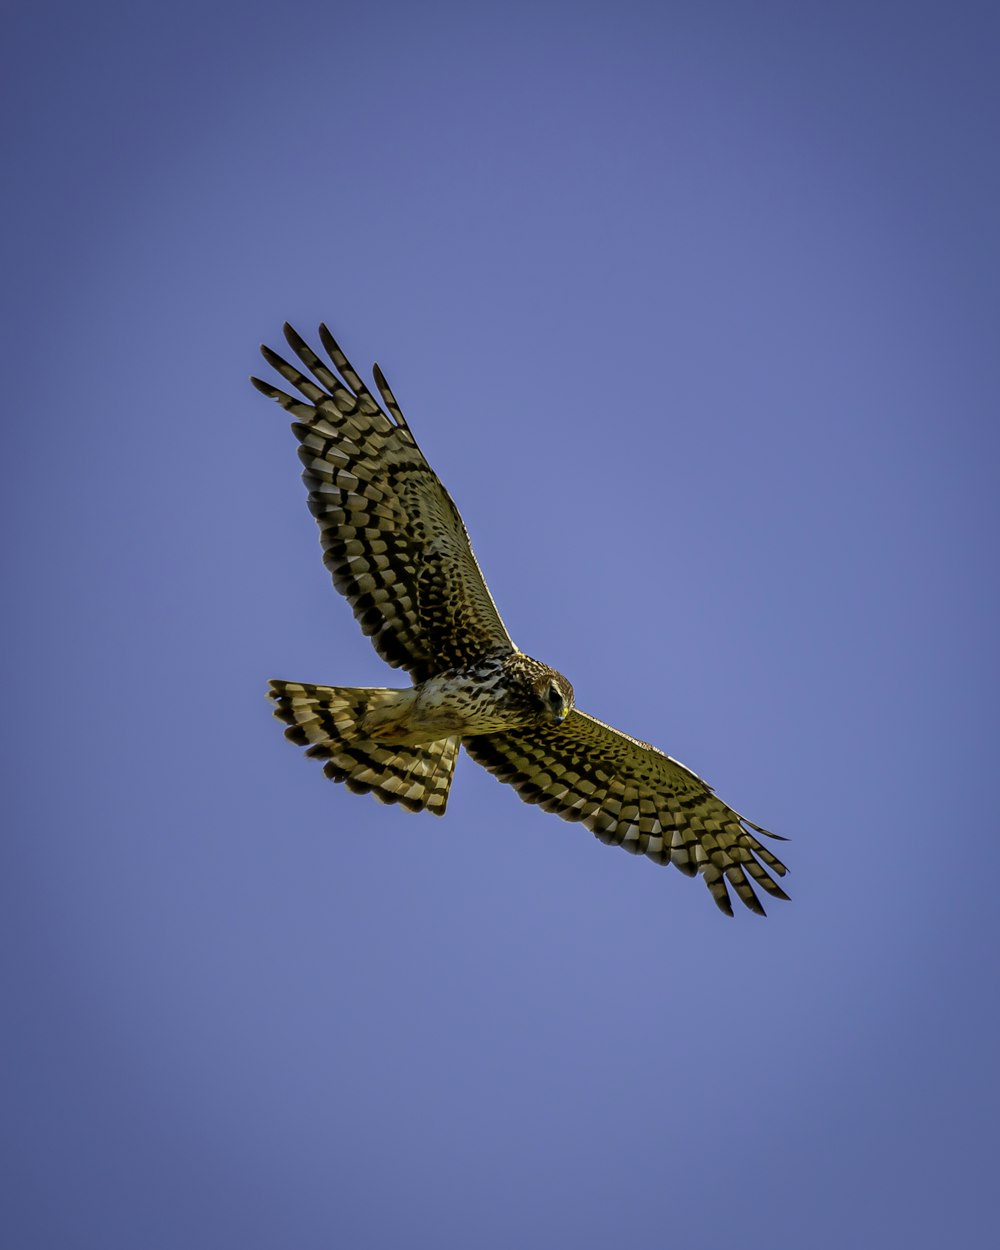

253,324,790,916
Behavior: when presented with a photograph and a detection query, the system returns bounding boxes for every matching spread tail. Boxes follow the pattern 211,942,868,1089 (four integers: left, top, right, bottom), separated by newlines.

268,680,458,814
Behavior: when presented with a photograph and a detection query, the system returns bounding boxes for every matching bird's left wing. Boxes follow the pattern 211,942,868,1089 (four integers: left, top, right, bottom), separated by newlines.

463,710,789,915
252,325,515,680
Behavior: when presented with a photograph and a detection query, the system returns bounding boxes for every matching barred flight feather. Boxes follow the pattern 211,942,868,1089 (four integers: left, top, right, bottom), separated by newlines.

269,681,458,815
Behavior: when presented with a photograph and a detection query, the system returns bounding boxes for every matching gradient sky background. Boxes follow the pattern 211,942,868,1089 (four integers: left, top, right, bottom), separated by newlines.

5,2,999,1247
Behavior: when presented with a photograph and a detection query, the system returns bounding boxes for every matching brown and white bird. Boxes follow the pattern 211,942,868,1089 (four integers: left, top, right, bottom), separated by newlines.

253,324,790,916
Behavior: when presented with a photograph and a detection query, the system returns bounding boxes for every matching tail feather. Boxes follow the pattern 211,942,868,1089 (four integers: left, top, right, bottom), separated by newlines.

268,680,458,815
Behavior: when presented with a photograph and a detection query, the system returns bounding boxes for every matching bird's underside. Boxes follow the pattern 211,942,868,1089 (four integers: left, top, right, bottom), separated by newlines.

253,323,790,916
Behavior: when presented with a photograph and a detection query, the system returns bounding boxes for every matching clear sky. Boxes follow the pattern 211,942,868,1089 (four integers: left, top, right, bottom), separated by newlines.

4,2,999,1247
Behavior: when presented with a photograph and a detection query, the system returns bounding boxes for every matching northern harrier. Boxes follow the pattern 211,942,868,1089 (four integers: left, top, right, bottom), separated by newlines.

253,325,790,915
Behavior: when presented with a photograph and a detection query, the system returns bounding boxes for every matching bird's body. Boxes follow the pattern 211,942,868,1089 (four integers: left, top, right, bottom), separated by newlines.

253,324,790,916
283,653,571,748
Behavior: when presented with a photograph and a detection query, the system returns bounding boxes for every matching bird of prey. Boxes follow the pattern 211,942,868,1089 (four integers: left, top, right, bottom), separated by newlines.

252,324,790,916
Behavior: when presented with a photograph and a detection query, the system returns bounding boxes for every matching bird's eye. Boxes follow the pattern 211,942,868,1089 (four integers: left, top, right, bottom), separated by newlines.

548,684,562,707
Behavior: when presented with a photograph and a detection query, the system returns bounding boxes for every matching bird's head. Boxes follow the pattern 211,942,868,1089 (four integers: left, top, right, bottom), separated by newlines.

535,669,574,726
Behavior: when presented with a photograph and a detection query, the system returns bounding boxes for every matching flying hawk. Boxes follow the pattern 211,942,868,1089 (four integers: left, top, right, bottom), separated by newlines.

253,324,790,916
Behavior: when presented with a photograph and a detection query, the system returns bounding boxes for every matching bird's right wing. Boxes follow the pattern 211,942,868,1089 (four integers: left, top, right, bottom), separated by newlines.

253,324,515,681
464,709,790,915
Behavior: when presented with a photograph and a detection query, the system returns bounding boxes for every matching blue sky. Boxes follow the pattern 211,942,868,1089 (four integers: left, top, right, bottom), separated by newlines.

4,2,998,1246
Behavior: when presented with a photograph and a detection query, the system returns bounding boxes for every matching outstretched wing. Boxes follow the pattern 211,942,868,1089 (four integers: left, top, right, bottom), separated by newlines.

253,324,515,680
464,710,789,916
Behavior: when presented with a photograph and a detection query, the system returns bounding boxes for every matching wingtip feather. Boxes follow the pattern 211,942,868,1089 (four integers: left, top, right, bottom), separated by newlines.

283,322,307,352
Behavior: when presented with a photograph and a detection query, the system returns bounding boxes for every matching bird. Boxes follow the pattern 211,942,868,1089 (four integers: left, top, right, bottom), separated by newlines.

252,324,790,916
